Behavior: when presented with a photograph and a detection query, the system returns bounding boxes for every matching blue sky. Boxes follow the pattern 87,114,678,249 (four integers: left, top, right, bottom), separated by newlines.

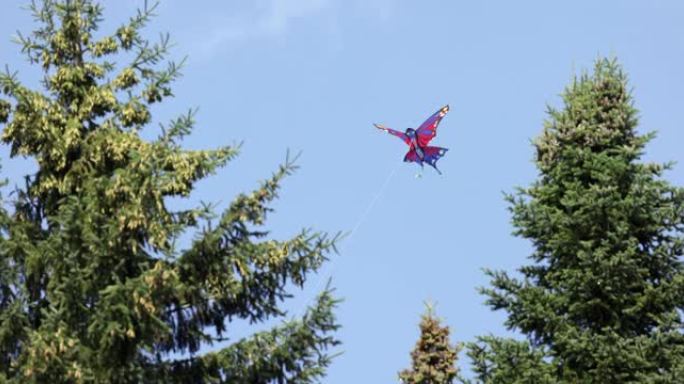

1,1,684,382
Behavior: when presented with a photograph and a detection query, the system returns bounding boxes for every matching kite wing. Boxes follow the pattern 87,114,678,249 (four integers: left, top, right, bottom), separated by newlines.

416,105,449,147
403,147,448,165
403,148,421,163
424,146,448,164
374,123,410,145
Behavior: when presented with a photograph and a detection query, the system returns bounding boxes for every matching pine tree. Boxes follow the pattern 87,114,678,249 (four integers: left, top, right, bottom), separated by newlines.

400,304,460,384
466,58,684,383
0,1,340,382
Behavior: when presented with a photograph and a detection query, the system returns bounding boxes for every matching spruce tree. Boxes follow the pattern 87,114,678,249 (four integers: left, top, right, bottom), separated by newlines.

467,58,684,383
0,1,340,382
400,304,459,384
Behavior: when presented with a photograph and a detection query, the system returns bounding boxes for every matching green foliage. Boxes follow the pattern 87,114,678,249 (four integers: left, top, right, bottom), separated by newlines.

0,1,340,382
465,337,555,384
467,58,684,383
400,304,460,384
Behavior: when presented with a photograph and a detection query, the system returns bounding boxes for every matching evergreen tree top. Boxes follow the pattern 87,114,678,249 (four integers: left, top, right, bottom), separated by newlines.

469,58,684,383
0,1,341,382
535,58,644,175
400,305,460,384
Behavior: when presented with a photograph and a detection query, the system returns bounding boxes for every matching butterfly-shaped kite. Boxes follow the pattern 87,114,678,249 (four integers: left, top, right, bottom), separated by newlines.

374,105,449,174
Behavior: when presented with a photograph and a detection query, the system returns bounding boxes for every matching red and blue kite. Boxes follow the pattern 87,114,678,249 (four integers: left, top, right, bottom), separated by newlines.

374,105,450,174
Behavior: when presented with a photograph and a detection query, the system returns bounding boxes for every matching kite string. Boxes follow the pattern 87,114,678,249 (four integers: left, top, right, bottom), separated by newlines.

347,164,399,240
295,163,400,317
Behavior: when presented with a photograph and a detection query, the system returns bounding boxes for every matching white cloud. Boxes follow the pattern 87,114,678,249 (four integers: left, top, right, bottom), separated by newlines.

191,0,394,60
264,0,331,34
355,0,393,23
196,0,333,57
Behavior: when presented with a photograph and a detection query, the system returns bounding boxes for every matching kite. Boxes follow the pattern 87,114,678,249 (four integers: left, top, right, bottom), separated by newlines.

374,105,450,175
